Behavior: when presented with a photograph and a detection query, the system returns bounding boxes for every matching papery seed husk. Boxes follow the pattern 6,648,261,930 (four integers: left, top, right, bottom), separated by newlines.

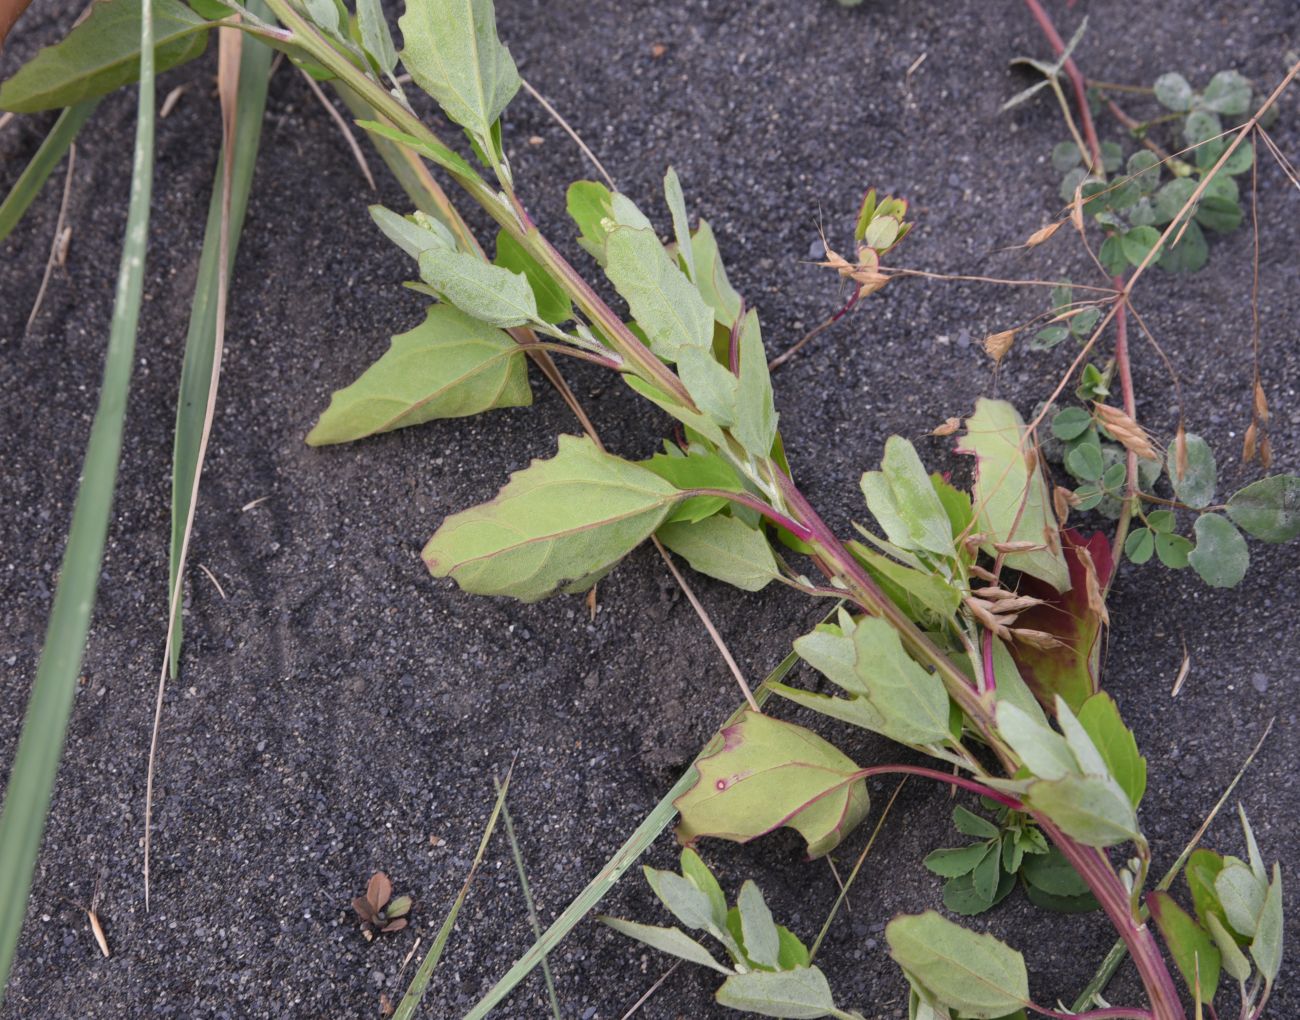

1012,628,1067,650
1260,434,1272,469
1078,545,1110,628
932,417,961,437
1242,422,1258,463
983,329,1016,363
1254,381,1270,423
972,586,1016,600
1053,485,1073,526
1174,427,1188,481
1094,403,1158,460
1026,220,1064,247
993,595,1047,614
993,540,1045,553
969,564,999,583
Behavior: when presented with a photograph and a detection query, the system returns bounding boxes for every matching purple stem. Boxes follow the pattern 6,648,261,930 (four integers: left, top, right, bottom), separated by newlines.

728,301,746,376
1033,1006,1155,1020
981,629,997,695
855,764,1022,809
686,489,814,542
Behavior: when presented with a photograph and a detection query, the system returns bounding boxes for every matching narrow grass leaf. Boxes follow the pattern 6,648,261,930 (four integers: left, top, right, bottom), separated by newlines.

0,0,155,998
0,99,99,243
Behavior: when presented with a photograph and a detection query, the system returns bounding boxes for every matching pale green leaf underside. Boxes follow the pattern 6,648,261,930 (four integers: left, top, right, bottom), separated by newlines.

398,0,520,140
423,434,681,601
886,911,1030,1018
658,515,781,592
715,967,841,1019
604,225,714,363
418,248,538,327
599,917,732,975
307,305,531,446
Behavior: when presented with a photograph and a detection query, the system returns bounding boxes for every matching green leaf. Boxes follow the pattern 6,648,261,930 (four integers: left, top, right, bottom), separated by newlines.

1186,850,1229,932
957,399,1069,591
1188,514,1249,588
1167,434,1217,508
737,881,782,969
1076,693,1147,807
664,167,696,281
369,205,455,260
418,249,538,327
691,219,745,327
1158,219,1209,273
307,305,530,446
1202,70,1252,116
658,514,781,592
924,844,989,878
1021,848,1091,897
1154,72,1194,111
1098,235,1128,276
605,226,714,362
1121,226,1162,267
1067,441,1104,482
971,842,1001,903
0,100,99,243
1196,196,1243,233
423,435,681,601
494,230,571,324
1069,307,1101,338
1227,475,1300,542
0,0,156,995
1206,913,1252,983
1051,141,1082,172
886,912,1030,1018
1215,861,1265,938
849,542,962,626
942,866,1015,917
1153,178,1197,225
735,310,778,459
1051,408,1092,441
642,445,744,524
1149,891,1221,1002
1184,109,1223,147
1147,509,1176,533
398,0,520,142
1127,150,1161,192
777,926,811,970
1155,533,1192,569
0,0,210,113
860,437,953,556
1025,774,1139,848
600,917,732,974
679,848,728,931
1250,864,1282,985
643,863,736,951
566,180,614,262
952,805,1001,840
1024,884,1098,914
675,711,870,858
1124,527,1154,564
849,618,952,745
356,0,398,76
715,967,841,1019
996,703,1076,781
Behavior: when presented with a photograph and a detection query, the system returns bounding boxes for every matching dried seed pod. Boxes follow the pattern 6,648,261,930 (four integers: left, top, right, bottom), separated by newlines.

972,586,1016,600
1174,426,1188,482
1254,381,1270,423
983,329,1016,364
1070,180,1086,235
964,597,1012,640
1093,403,1158,460
1025,220,1064,247
1077,545,1110,629
964,533,990,549
1242,421,1258,463
993,540,1045,554
1053,485,1074,527
1011,628,1067,650
931,417,962,437
993,595,1047,614
969,564,999,583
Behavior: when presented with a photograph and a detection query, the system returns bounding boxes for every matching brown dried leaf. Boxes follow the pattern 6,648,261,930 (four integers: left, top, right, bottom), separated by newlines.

352,896,379,925
380,993,395,1017
380,918,408,934
366,872,392,912
88,910,110,958
1174,427,1188,482
1260,434,1272,469
993,540,1045,554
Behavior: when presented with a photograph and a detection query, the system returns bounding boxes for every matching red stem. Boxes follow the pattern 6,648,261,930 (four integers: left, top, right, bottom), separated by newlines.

1022,0,1104,169
855,765,1022,809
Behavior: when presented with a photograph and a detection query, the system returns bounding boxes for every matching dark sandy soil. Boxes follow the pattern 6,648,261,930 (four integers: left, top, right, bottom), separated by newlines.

2,1,1299,1017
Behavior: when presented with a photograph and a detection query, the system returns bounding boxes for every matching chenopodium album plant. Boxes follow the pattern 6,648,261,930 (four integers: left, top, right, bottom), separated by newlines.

273,2,1292,1018
6,0,1294,1017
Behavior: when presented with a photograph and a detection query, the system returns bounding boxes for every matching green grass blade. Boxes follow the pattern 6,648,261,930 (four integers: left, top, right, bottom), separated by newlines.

0,98,100,244
497,783,562,1020
462,646,802,1020
167,4,273,676
394,768,514,1020
0,0,155,1003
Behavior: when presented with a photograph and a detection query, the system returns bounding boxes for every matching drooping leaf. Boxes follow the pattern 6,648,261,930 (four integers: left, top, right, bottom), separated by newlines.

1076,693,1147,807
658,514,781,592
307,305,531,445
599,917,732,974
1227,475,1300,543
398,0,520,142
494,229,572,324
1024,773,1139,848
886,912,1030,1018
423,435,681,601
1188,514,1249,588
957,399,1069,591
860,437,954,557
418,248,538,327
675,711,870,858
604,226,714,363
691,219,744,327
714,967,841,1019
0,0,210,113
1007,529,1112,711
1149,891,1221,1002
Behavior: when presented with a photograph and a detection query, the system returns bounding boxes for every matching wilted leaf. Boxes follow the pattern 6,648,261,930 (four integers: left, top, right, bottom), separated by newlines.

307,305,530,445
675,711,870,858
886,911,1029,1018
605,226,714,363
398,0,520,141
1007,529,1111,712
423,435,681,601
957,399,1069,591
0,0,211,113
